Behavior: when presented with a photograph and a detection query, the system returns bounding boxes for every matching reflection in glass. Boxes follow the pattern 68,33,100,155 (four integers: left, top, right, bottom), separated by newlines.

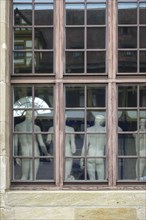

35,28,53,49
140,111,146,119
66,110,85,132
14,0,32,2
140,51,146,73
140,27,146,48
35,0,53,2
66,51,84,73
66,28,84,49
14,28,32,49
14,4,32,26
66,4,84,25
118,111,137,132
34,86,53,108
118,86,137,107
140,86,146,107
36,160,54,180
71,159,84,180
87,86,105,107
87,27,105,49
118,27,137,48
14,86,32,104
87,51,105,73
35,52,53,73
65,86,84,107
118,158,136,180
118,3,137,24
87,4,106,25
118,51,137,72
118,134,136,156
14,52,32,73
140,3,146,24
34,4,53,25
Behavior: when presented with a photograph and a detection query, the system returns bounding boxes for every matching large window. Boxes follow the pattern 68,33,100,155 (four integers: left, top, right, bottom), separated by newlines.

11,0,146,189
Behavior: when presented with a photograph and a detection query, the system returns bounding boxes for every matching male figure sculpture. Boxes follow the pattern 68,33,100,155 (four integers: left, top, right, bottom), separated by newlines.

80,115,106,180
14,110,50,180
46,116,76,180
133,118,146,180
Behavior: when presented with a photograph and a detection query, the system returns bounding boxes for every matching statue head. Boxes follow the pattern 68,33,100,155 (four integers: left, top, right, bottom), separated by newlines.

95,115,105,125
25,110,37,120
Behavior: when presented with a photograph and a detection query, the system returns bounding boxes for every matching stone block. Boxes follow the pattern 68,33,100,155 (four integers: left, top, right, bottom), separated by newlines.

75,208,137,220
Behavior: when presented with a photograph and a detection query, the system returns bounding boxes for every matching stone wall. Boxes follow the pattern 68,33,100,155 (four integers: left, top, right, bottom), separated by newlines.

0,1,146,220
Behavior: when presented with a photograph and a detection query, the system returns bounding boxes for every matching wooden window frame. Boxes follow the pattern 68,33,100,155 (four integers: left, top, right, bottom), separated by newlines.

10,0,146,190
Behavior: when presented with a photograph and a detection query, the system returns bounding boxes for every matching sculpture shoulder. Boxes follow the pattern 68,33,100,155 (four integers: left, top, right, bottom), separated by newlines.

65,125,74,132
87,125,106,132
48,126,54,132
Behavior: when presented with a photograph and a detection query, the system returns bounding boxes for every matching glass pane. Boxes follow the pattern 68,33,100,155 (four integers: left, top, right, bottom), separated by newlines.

118,3,137,24
46,127,54,154
65,0,84,2
13,86,32,105
87,27,105,49
66,28,84,49
140,51,146,73
118,158,136,180
86,114,106,130
87,4,106,25
66,51,84,73
35,28,53,49
65,110,85,132
34,86,53,108
87,86,105,107
140,111,146,120
13,4,32,26
87,111,106,127
14,28,32,49
72,159,83,180
87,158,106,180
35,0,53,2
14,0,32,2
118,134,136,156
14,52,32,74
118,51,137,72
87,51,105,73
140,3,146,24
118,86,137,107
139,158,146,181
118,27,137,48
140,86,146,107
34,4,53,25
118,110,137,132
14,159,33,180
65,86,84,107
35,52,53,73
36,159,54,180
140,27,146,48
66,4,84,25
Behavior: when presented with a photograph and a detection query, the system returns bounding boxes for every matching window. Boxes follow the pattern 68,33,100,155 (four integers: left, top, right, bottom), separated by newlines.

11,0,146,189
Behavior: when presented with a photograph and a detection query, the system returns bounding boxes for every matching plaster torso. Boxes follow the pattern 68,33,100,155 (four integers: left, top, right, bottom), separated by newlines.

87,125,106,156
15,120,40,156
65,125,76,156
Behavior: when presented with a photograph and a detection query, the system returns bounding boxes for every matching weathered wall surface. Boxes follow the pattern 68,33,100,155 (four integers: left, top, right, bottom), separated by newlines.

1,191,146,220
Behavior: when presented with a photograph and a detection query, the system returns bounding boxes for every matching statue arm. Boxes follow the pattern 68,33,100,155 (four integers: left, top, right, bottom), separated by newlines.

46,127,53,144
70,132,76,154
36,126,50,156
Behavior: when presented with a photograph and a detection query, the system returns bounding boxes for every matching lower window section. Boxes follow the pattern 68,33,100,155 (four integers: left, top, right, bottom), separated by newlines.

118,84,146,181
64,84,107,182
